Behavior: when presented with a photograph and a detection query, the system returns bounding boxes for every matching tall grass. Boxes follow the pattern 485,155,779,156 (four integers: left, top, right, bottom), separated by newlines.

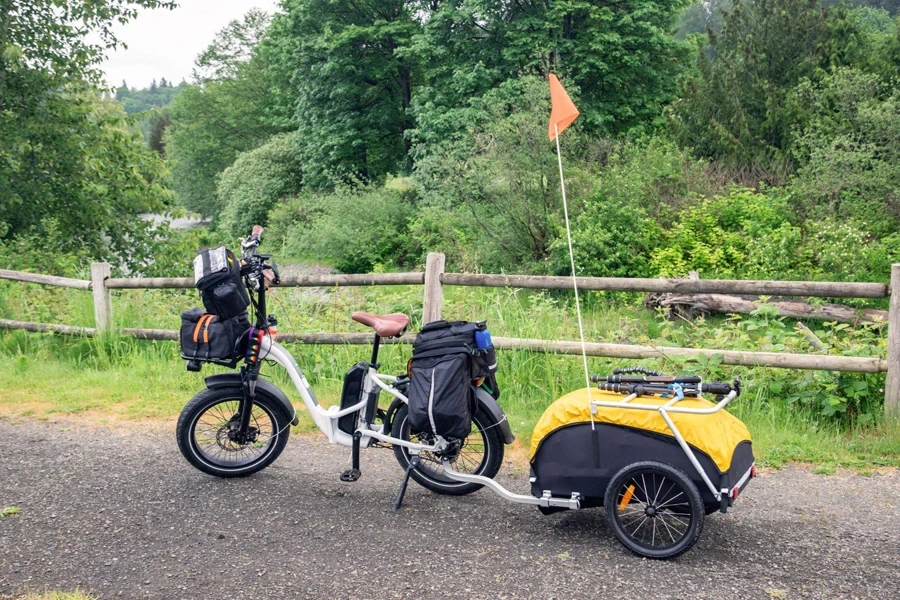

0,276,897,468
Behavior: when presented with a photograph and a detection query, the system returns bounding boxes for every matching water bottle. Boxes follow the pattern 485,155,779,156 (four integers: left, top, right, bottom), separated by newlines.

475,328,493,350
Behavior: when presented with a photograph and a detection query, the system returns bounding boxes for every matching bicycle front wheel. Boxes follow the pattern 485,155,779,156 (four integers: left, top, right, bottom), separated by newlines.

176,386,291,478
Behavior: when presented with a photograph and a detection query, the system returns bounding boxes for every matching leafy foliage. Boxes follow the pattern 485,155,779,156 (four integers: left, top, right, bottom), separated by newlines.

217,133,304,238
413,77,590,271
410,0,693,139
670,0,867,167
0,0,177,270
263,0,418,187
281,179,417,273
164,9,285,217
788,68,900,236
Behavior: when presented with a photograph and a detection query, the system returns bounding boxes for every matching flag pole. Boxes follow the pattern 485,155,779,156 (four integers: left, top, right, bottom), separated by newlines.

554,123,594,426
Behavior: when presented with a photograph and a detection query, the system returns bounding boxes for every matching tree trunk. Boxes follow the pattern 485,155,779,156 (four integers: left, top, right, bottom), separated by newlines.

645,292,887,325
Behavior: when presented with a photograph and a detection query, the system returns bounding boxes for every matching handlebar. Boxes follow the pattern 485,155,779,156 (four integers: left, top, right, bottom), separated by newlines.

591,374,703,385
241,225,265,258
593,376,741,399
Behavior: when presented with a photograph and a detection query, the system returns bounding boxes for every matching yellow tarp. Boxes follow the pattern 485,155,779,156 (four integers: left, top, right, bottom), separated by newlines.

529,388,752,473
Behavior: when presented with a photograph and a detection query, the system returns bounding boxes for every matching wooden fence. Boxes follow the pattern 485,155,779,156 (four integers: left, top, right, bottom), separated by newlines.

1,253,898,415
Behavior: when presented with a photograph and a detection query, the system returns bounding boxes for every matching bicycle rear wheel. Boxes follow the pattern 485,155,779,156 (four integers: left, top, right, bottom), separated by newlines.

391,403,504,495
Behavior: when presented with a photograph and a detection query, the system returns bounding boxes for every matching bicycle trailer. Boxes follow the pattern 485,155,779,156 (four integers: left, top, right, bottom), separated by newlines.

530,387,755,513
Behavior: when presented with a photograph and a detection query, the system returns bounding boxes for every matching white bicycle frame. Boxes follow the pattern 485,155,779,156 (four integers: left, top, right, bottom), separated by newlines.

259,336,446,454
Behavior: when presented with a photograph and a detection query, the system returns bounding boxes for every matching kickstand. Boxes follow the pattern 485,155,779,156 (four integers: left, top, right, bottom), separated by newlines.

340,432,362,482
392,454,420,511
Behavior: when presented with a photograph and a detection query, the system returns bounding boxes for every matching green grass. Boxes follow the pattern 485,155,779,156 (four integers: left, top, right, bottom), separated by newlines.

1,506,21,518
1,278,898,468
0,329,897,468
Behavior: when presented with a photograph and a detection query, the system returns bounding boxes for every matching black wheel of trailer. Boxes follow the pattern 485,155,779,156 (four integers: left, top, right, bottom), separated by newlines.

604,461,704,559
391,403,504,496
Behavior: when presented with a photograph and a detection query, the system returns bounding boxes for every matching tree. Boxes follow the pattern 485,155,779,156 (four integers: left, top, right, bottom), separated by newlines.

788,68,900,236
194,8,272,81
0,0,176,264
670,0,868,167
409,0,692,141
217,133,304,237
413,77,599,271
263,0,418,187
165,9,285,217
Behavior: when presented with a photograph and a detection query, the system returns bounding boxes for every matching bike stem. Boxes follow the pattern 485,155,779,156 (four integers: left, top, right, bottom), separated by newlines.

237,268,269,438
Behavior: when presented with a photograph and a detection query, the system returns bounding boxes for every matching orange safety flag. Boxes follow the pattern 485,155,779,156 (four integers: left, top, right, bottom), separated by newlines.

548,74,580,141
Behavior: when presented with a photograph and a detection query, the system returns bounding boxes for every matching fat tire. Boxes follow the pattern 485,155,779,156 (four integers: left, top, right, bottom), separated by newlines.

391,403,504,496
176,386,291,478
604,460,704,559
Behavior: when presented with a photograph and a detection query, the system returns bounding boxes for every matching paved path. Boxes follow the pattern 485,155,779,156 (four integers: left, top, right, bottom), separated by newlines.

1,419,897,599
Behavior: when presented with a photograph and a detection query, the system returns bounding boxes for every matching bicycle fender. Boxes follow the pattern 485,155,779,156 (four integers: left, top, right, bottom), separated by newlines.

204,373,300,426
475,387,515,445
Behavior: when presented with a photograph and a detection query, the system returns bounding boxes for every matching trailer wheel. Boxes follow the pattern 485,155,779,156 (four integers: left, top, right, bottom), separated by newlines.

604,461,704,559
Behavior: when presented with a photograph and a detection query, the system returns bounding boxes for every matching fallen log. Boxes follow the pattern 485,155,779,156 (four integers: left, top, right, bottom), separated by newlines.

645,292,887,325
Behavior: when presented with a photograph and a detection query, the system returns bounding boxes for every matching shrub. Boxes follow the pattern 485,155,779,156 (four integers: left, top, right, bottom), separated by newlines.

217,133,303,238
650,188,802,278
551,193,661,278
788,68,900,238
280,179,417,273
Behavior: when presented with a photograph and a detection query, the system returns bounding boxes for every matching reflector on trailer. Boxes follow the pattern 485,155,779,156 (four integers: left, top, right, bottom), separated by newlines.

618,484,636,511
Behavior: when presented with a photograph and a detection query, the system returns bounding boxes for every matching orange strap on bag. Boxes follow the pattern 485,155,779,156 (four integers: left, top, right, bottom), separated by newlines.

193,314,214,343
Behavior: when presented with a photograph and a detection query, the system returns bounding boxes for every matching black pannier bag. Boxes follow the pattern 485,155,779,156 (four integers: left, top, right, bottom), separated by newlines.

193,246,250,320
180,308,250,362
406,320,498,440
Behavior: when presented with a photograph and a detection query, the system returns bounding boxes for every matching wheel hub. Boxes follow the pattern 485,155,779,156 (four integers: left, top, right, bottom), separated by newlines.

645,506,658,517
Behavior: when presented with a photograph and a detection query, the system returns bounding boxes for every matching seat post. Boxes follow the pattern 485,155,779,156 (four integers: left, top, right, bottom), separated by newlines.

370,335,381,365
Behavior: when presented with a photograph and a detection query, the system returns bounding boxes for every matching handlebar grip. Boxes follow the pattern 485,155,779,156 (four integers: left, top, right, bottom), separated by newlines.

251,225,264,237
701,383,732,395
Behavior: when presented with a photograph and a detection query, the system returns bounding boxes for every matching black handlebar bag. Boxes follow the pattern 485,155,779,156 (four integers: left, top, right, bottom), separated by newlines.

180,308,250,362
193,246,250,320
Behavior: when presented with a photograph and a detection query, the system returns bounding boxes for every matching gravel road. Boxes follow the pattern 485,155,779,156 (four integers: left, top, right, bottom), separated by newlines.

1,418,897,600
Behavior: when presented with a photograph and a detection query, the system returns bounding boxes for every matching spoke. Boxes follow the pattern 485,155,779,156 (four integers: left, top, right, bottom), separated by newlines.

630,478,648,508
638,474,651,505
651,518,657,546
630,515,649,538
661,511,690,528
652,474,663,506
656,491,685,510
658,512,679,544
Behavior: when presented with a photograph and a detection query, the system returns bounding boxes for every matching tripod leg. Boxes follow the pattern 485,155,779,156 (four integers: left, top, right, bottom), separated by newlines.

392,454,420,511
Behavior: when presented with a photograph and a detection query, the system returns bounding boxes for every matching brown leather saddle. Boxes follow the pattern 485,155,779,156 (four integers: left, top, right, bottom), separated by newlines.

351,311,410,338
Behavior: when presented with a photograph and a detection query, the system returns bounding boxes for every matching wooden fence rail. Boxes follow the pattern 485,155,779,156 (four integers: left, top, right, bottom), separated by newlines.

1,254,898,414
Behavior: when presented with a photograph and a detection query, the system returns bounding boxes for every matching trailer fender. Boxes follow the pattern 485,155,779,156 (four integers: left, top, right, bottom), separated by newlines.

204,373,299,426
475,387,515,445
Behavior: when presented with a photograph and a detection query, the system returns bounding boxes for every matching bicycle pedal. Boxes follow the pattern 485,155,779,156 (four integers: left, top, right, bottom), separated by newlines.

340,468,361,482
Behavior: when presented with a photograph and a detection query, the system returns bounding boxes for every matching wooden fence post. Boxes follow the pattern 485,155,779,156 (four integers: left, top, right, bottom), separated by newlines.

885,264,900,417
90,262,112,331
423,252,445,324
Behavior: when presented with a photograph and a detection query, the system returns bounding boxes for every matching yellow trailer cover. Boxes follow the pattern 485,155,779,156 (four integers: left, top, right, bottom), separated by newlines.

530,388,751,473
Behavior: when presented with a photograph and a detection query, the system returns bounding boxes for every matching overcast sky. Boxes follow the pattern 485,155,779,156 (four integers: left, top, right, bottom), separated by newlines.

100,0,279,89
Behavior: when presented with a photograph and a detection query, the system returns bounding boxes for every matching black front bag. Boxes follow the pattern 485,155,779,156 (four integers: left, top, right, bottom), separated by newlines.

180,308,250,362
406,320,497,440
193,246,250,320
